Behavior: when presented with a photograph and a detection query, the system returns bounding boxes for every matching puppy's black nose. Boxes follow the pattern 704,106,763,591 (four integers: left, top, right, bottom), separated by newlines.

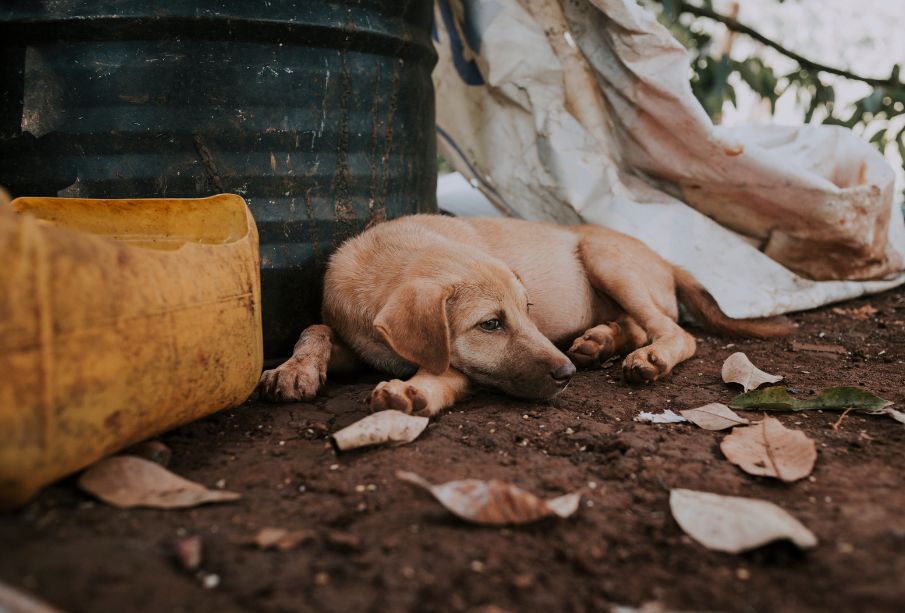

551,361,576,383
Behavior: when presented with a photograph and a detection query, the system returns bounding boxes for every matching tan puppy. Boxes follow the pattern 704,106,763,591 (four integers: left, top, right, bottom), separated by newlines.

259,215,789,415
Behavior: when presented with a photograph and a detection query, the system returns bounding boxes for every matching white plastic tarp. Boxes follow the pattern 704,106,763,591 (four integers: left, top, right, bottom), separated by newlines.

433,0,905,318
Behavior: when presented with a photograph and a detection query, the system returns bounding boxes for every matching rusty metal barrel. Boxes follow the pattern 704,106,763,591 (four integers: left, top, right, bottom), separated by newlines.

0,1,438,357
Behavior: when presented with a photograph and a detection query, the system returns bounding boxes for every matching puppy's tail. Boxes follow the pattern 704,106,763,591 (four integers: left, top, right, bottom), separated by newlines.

673,267,794,339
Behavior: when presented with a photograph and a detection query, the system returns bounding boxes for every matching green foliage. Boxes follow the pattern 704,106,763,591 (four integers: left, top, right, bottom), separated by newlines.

641,0,905,201
437,154,455,176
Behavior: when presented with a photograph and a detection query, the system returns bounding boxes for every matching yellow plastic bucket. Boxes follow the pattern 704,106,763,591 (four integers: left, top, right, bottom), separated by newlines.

0,195,263,508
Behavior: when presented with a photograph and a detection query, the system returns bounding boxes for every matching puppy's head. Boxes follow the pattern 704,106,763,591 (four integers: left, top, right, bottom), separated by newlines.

374,256,574,400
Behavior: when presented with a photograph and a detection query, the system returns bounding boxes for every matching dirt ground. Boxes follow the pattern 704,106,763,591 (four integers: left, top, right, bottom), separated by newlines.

2,289,905,613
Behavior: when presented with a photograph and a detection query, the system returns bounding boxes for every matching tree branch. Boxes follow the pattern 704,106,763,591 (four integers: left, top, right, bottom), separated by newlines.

676,1,903,89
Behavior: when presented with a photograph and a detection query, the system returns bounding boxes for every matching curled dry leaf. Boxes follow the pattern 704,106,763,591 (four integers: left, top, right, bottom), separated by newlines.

679,403,749,431
721,352,782,392
880,408,905,424
670,489,817,553
331,410,429,452
720,416,816,482
396,471,580,525
78,455,241,509
634,409,687,424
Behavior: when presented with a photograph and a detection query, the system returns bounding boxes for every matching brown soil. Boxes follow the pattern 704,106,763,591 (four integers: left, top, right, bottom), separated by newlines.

3,290,905,613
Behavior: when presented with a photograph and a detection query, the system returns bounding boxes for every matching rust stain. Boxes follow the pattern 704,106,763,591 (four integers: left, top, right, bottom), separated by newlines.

374,59,402,226
367,61,382,222
331,48,354,224
118,94,150,104
193,134,226,193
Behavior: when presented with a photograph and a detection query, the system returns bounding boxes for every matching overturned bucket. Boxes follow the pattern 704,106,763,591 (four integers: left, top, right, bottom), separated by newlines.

0,194,262,507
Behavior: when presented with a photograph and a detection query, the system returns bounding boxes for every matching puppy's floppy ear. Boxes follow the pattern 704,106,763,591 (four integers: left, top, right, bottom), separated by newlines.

374,280,451,375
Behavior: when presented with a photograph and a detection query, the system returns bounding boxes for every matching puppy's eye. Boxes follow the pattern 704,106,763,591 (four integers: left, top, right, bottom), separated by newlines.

479,318,502,331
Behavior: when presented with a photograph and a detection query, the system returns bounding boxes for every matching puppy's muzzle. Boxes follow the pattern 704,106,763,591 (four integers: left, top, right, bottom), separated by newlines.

550,361,576,385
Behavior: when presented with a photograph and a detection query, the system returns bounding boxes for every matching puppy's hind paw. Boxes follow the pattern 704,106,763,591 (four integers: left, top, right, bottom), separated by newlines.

258,359,325,402
622,347,670,384
370,380,430,416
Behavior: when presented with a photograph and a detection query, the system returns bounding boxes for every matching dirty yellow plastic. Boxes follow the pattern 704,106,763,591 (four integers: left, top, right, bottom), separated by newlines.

0,195,263,508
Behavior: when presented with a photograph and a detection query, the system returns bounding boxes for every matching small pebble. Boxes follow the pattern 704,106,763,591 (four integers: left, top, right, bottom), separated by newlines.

470,560,485,573
736,568,750,581
201,573,220,590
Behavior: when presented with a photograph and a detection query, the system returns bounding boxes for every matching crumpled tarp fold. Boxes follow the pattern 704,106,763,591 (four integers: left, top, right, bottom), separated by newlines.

434,0,905,318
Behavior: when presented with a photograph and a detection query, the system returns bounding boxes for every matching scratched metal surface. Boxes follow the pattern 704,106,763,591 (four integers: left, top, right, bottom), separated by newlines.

0,0,438,357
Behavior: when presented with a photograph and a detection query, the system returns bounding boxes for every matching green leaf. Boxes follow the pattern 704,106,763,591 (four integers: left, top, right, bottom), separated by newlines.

729,386,893,413
869,128,888,147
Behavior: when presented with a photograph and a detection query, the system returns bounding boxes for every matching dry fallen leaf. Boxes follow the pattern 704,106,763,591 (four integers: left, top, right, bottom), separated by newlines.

78,455,241,509
670,489,817,553
729,386,899,425
243,527,316,551
0,580,63,613
397,471,580,525
325,530,362,551
680,403,750,431
831,304,878,320
790,341,847,355
720,416,816,482
634,409,687,424
721,352,782,392
331,410,429,452
878,407,905,424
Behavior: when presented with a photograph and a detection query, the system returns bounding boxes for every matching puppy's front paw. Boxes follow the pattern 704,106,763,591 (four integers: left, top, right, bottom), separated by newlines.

258,359,325,402
370,380,430,416
622,347,669,383
567,326,617,367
